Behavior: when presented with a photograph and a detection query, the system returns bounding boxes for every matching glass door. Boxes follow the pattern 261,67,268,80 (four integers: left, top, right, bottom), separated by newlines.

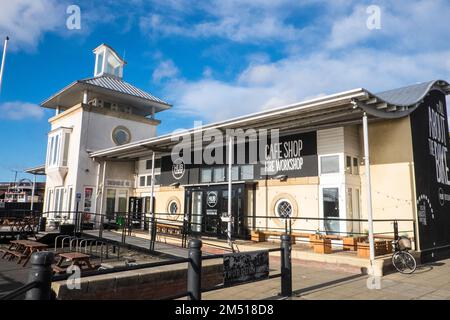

117,189,128,213
323,187,340,234
191,191,203,233
106,189,116,221
204,190,221,236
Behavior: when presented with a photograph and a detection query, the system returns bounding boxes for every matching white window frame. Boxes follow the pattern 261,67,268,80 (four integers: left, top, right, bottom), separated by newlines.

318,153,341,175
46,128,72,168
319,184,346,235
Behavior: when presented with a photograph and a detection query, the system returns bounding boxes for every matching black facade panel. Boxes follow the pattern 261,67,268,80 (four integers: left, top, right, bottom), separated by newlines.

159,131,318,186
410,90,450,254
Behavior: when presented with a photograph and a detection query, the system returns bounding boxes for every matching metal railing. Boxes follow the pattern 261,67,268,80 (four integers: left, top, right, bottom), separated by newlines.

41,210,417,253
1,234,292,300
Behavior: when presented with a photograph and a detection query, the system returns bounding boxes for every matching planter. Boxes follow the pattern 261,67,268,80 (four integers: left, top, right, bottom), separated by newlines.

251,231,266,242
357,240,393,258
309,234,320,248
343,236,366,251
313,238,332,254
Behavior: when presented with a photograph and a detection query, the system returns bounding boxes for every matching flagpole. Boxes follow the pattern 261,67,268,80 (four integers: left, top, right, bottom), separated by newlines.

0,36,10,95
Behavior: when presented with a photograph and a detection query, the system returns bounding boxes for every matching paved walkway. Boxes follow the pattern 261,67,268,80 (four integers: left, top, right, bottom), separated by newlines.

203,258,450,300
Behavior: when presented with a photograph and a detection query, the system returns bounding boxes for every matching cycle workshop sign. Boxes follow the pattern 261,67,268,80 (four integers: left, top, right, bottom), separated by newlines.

223,250,269,286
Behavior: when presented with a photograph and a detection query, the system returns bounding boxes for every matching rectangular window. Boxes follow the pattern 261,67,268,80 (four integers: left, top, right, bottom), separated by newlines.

67,187,73,214
146,158,161,170
106,189,116,220
54,188,64,214
240,165,254,180
231,166,239,181
46,189,53,212
320,155,340,174
353,157,359,175
346,156,352,174
146,175,160,186
213,167,226,182
96,51,104,75
201,168,212,183
139,176,146,187
62,132,70,166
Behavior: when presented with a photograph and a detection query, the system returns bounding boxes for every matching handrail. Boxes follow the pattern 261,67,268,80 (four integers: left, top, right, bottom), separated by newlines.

0,281,39,300
51,257,191,282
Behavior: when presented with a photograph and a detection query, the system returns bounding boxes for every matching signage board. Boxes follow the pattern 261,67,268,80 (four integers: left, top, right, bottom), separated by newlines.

410,90,450,252
223,250,269,286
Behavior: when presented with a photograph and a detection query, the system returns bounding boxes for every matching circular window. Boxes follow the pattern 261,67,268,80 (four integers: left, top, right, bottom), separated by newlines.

275,199,293,219
112,126,131,145
168,201,178,215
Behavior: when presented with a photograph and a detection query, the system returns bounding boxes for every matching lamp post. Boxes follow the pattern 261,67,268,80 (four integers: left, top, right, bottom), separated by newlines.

0,36,9,95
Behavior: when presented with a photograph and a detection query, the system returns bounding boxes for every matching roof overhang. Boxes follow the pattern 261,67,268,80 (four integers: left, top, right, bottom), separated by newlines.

41,81,171,116
89,80,450,161
25,165,46,176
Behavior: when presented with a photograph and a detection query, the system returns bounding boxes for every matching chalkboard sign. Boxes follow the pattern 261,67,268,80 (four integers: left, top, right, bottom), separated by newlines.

223,250,269,286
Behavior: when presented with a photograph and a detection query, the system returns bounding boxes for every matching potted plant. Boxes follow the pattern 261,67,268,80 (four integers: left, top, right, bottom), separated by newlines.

251,229,265,242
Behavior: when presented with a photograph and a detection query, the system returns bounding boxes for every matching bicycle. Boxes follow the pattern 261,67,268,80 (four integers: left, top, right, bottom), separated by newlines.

391,236,417,274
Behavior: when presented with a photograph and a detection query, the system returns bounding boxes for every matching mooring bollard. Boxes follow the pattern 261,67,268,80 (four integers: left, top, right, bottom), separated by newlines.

25,251,54,300
187,239,202,300
281,234,292,297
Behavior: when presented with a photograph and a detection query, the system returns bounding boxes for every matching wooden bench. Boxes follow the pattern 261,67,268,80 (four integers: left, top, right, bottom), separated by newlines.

156,223,183,235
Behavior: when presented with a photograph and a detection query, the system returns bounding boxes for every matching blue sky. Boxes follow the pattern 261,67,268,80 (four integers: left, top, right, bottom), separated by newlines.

1,0,450,181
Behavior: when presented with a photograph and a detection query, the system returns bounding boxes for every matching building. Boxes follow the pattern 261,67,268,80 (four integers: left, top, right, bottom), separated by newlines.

40,44,450,261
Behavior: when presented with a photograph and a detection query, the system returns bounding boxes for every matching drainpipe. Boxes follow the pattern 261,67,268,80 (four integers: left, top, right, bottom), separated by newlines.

363,112,376,272
227,134,233,247
149,152,156,238
98,161,107,238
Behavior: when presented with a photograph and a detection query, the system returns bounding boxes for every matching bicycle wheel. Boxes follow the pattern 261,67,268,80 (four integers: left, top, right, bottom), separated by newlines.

392,251,417,274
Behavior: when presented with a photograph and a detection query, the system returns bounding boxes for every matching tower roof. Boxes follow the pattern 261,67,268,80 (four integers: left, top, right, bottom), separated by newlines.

41,75,171,115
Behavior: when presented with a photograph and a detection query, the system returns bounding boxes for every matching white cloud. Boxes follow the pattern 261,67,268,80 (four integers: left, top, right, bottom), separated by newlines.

152,59,179,82
162,49,450,122
0,0,66,51
0,101,45,120
139,0,309,43
327,0,450,51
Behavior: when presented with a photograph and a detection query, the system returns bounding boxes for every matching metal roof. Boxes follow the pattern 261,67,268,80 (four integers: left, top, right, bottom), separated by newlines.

90,80,450,160
79,76,168,105
375,80,438,106
41,75,171,114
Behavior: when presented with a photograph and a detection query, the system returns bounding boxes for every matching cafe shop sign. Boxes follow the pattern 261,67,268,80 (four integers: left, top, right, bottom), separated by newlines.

223,250,269,285
263,132,317,177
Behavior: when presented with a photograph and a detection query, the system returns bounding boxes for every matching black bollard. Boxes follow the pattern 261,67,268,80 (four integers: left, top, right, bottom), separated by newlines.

280,234,292,297
25,251,55,300
187,239,202,300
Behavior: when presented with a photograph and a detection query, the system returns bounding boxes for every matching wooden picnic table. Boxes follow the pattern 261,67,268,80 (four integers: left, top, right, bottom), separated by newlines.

53,252,95,274
1,239,48,267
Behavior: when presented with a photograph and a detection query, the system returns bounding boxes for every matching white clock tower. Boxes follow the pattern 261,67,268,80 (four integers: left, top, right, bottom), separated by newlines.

41,44,171,223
